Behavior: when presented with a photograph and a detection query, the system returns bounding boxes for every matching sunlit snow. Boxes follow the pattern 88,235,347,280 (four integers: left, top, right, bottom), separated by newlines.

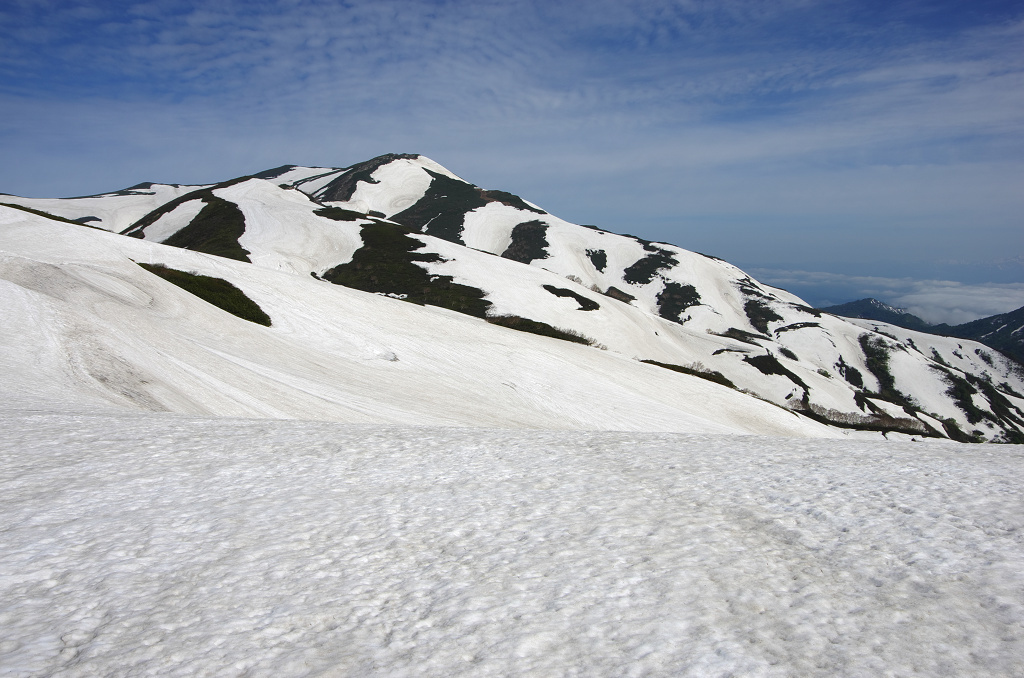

2,411,1022,676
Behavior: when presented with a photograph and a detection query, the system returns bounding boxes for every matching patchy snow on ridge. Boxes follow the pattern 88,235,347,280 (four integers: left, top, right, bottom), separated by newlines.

261,165,341,186
2,411,1022,676
0,184,211,233
324,156,466,216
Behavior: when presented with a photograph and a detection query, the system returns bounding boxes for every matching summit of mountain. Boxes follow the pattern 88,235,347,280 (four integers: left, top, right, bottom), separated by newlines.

2,153,1023,443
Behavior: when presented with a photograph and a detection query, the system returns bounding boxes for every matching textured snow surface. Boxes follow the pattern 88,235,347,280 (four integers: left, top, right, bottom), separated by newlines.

3,410,1023,677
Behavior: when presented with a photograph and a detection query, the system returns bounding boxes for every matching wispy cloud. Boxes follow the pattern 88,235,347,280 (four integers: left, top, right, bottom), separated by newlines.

1,0,1021,301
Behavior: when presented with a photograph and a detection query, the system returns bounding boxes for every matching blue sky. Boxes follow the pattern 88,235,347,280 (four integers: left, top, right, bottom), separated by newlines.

2,0,1022,320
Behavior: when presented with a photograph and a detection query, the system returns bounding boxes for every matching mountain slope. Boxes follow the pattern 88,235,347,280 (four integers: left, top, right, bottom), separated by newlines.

3,154,1024,442
1,182,211,233
824,297,1024,367
934,306,1024,366
0,205,831,437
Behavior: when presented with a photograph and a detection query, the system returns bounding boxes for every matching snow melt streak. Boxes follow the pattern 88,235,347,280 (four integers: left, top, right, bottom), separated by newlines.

1,412,1023,677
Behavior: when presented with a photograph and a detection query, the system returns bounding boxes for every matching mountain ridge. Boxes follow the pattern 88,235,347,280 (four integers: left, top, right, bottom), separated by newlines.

3,153,1023,443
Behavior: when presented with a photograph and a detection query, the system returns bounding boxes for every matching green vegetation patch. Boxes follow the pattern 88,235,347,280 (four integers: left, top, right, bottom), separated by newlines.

138,263,271,326
314,206,370,222
743,298,783,335
501,220,550,264
602,286,636,304
161,196,251,262
743,352,808,396
800,403,932,437
586,249,607,272
774,322,821,334
790,304,822,317
778,346,799,361
656,282,701,322
623,244,679,285
641,360,736,389
858,334,913,406
713,328,766,346
834,355,864,388
250,165,298,180
932,366,1024,435
542,285,600,311
322,221,492,318
735,276,771,300
487,315,595,345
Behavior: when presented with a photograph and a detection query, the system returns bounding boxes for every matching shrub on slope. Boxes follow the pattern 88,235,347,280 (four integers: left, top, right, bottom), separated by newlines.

138,263,271,326
487,315,597,346
160,196,250,262
501,221,551,264
321,222,493,318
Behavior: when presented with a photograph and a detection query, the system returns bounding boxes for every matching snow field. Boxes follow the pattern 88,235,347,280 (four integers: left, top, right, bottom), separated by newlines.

1,410,1022,676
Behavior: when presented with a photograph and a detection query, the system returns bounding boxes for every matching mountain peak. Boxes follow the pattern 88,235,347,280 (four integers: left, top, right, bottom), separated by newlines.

4,155,1024,443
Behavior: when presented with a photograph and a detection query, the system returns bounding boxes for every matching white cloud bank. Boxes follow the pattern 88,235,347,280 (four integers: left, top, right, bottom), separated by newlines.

752,268,1024,325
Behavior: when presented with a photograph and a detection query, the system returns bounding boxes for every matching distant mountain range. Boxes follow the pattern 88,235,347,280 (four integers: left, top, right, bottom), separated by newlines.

3,154,1024,442
821,298,1024,366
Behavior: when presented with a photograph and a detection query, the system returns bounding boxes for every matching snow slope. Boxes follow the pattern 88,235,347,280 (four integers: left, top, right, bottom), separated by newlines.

0,183,210,233
2,410,1022,676
0,206,829,437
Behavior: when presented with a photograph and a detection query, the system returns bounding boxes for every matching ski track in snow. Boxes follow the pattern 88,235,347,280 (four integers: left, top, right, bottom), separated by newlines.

2,410,1023,677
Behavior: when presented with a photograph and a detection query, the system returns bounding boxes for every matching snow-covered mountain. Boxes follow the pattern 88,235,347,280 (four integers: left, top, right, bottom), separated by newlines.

3,154,1024,442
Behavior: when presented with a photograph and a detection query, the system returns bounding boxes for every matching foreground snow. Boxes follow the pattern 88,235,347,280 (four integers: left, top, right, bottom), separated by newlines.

3,410,1023,676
